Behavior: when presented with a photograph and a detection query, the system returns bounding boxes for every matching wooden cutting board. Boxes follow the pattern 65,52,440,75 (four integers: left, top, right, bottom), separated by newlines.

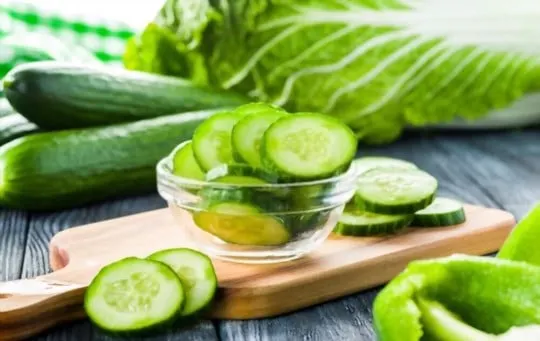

0,204,515,341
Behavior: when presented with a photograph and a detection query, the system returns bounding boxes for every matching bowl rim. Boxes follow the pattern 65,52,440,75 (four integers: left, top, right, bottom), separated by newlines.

156,152,359,189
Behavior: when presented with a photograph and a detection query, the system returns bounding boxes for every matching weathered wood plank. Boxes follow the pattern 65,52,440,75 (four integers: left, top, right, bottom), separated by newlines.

18,194,219,341
218,129,540,341
0,210,29,282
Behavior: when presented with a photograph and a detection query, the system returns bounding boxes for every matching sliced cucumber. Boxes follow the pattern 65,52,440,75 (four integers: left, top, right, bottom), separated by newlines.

334,208,413,236
84,257,184,334
192,111,248,171
231,109,288,167
261,113,357,180
412,197,466,227
233,102,286,116
205,164,277,184
147,248,217,317
193,202,290,246
353,156,418,175
172,141,205,180
355,168,437,215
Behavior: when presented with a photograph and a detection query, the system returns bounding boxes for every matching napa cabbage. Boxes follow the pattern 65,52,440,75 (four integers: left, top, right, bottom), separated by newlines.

124,0,540,144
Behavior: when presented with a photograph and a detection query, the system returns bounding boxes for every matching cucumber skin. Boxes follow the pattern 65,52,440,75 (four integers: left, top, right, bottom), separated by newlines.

354,193,436,215
412,210,466,227
334,216,413,236
147,248,218,319
0,109,221,211
3,61,249,129
84,257,185,336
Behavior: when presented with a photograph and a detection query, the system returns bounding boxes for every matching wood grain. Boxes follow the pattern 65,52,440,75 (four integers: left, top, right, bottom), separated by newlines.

2,194,218,341
0,202,514,340
0,211,29,282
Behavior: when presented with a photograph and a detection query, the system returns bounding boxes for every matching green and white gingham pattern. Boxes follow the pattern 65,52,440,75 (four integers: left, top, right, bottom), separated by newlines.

0,0,138,80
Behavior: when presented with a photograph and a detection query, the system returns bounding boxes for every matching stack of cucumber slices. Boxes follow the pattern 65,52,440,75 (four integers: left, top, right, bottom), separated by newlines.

334,157,467,237
171,102,358,246
85,248,218,334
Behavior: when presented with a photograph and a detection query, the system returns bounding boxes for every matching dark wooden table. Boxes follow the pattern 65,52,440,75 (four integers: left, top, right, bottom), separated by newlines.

1,128,539,341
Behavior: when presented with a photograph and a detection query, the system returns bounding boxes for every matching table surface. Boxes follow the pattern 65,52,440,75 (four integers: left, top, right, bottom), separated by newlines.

1,128,539,341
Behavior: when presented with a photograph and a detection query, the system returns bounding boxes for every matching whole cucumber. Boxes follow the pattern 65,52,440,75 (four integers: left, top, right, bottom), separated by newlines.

2,61,249,129
0,109,223,211
0,98,41,144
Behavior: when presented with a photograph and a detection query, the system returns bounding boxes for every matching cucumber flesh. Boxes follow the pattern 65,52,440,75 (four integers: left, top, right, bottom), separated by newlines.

147,248,217,317
231,109,288,167
412,197,466,227
261,113,357,180
172,141,205,180
193,202,290,246
84,257,184,333
192,111,249,171
355,168,437,215
211,175,268,185
353,156,418,175
334,208,413,236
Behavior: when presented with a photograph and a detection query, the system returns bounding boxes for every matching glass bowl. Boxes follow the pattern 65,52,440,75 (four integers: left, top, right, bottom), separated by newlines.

156,155,358,264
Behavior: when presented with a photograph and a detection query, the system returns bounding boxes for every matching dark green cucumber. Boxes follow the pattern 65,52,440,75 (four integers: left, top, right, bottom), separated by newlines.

412,197,466,227
193,202,290,246
0,109,221,211
84,257,185,334
2,61,249,129
261,113,357,180
192,111,250,171
354,168,437,215
231,108,288,167
147,248,217,318
334,208,413,236
172,141,205,180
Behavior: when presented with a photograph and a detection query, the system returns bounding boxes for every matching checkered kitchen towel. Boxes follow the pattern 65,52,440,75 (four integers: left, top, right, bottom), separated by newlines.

0,0,138,83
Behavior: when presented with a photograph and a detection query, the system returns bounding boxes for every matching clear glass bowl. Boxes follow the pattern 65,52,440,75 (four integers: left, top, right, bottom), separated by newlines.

156,155,357,264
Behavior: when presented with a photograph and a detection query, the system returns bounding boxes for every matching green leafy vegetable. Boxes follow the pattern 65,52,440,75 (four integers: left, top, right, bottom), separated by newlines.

124,0,540,144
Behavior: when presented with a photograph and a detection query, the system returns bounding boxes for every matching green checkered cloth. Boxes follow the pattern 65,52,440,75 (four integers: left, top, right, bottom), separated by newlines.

0,0,138,81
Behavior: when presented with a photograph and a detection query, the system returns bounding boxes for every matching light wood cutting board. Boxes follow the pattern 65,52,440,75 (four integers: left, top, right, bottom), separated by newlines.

0,204,515,340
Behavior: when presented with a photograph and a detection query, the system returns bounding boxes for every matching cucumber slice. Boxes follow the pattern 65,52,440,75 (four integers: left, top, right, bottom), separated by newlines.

205,164,277,184
193,202,290,246
84,257,184,334
355,168,437,215
234,102,286,115
172,141,205,180
412,197,466,227
261,113,357,180
147,248,217,317
231,109,288,167
192,111,248,171
353,156,418,175
334,208,413,236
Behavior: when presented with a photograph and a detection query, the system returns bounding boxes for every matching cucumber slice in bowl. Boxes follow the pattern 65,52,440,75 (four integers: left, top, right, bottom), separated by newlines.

231,109,288,167
193,202,291,246
334,208,413,236
172,141,205,180
84,257,184,334
355,168,437,215
192,111,248,171
412,197,466,227
353,156,418,175
234,102,286,115
205,164,278,184
261,113,357,180
147,248,217,318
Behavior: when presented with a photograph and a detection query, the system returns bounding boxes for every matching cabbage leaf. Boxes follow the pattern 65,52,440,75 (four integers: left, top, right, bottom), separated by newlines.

124,0,540,144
